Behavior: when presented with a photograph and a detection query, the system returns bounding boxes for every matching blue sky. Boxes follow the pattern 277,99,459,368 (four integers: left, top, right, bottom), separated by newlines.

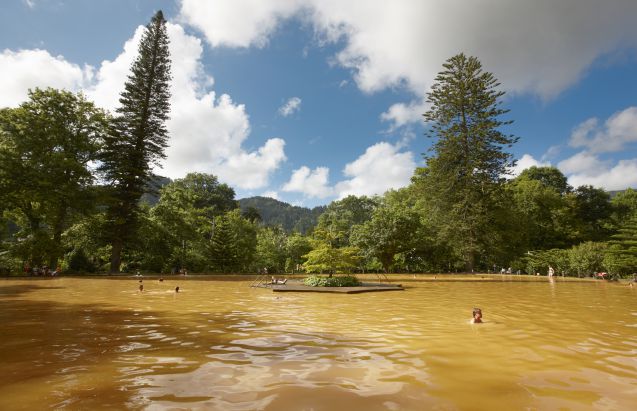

2,0,637,207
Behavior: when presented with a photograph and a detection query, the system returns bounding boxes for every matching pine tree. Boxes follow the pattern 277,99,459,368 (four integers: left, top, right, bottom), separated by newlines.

100,11,171,272
209,215,239,273
422,53,518,271
604,216,637,276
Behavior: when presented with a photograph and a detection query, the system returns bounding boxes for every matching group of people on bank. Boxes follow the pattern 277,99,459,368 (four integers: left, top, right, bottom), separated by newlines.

24,264,61,276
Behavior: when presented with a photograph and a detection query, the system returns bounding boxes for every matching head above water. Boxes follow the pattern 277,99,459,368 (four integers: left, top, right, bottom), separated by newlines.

472,308,482,321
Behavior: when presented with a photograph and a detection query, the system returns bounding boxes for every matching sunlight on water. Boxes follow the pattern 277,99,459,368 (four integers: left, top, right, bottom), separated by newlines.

0,276,635,410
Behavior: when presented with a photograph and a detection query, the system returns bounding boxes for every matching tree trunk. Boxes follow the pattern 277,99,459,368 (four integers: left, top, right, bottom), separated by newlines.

110,239,123,273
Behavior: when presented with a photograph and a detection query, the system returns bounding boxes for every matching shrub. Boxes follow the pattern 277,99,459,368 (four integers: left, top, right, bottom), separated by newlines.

303,274,361,287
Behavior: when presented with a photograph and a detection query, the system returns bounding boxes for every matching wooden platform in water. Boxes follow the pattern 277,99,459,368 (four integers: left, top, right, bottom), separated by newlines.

267,282,404,294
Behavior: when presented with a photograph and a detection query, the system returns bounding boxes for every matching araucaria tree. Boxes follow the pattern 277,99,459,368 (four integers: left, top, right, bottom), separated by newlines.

100,11,171,272
421,53,518,272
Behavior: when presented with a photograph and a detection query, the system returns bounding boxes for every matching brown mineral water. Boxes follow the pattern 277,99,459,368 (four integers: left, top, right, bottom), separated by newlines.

0,276,635,410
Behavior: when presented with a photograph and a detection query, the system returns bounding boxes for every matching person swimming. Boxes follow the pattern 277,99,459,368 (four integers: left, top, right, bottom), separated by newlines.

472,308,483,323
139,284,144,292
175,286,180,293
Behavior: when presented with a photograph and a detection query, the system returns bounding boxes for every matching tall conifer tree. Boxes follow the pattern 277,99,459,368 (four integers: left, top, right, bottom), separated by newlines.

100,11,171,272
421,53,517,271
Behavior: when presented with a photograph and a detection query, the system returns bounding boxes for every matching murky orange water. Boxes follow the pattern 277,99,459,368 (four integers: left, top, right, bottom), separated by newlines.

0,276,635,410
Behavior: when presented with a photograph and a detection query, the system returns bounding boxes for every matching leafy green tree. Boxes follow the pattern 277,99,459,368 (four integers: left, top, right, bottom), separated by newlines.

420,53,518,271
285,233,312,273
507,177,574,250
0,88,106,268
255,226,287,273
571,185,613,242
351,195,421,273
303,238,361,274
610,188,637,225
123,205,173,272
568,241,606,277
99,10,171,272
315,195,378,248
518,166,571,194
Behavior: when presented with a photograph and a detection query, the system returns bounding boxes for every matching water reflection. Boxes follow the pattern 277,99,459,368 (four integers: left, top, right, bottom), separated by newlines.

0,277,635,410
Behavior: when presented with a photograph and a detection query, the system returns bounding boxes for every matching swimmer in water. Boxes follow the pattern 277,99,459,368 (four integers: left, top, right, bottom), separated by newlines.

159,277,164,282
139,284,144,292
472,307,483,323
175,286,180,293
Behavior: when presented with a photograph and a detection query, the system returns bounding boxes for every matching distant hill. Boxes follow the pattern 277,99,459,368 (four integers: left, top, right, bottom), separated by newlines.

238,196,326,233
608,189,632,198
140,175,172,206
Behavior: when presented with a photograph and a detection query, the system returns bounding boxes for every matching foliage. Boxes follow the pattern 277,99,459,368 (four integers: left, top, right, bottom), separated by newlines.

208,214,239,273
99,10,171,272
507,176,574,250
610,188,637,226
255,226,287,273
1,49,632,278
568,242,606,277
421,53,518,271
571,185,613,242
285,233,312,273
303,274,362,287
225,209,257,272
518,166,571,194
351,193,421,272
315,195,378,248
603,216,637,277
303,236,361,274
0,88,106,268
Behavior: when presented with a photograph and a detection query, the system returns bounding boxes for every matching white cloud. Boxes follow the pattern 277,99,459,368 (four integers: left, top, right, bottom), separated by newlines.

569,107,637,153
261,190,279,200
510,154,550,177
282,166,333,198
214,138,287,189
334,142,415,199
0,23,287,190
179,0,637,117
278,97,302,117
178,0,304,48
557,151,604,175
566,159,637,190
380,98,429,130
0,49,93,108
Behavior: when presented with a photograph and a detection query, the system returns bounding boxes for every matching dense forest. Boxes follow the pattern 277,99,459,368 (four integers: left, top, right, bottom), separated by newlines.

0,14,635,278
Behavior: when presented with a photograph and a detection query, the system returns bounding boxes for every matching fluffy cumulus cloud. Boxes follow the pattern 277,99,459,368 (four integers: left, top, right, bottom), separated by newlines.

278,97,302,117
556,107,637,190
569,107,637,153
0,49,93,108
282,142,415,199
179,0,637,129
0,23,287,189
565,158,637,190
380,98,428,130
282,166,332,198
510,154,550,177
334,142,415,199
178,0,304,48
